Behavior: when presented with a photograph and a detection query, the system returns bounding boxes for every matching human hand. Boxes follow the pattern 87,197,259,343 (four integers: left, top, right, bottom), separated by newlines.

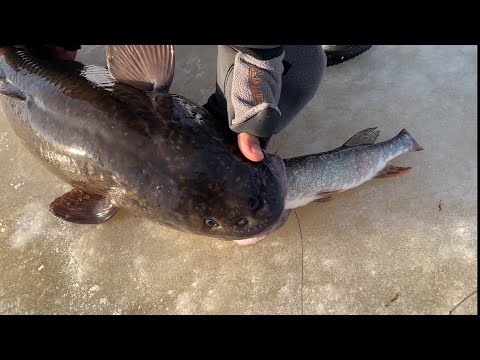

237,132,264,162
229,48,284,162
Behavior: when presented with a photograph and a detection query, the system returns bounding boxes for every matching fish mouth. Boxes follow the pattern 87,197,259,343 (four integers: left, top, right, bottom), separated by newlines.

233,209,292,245
229,152,287,243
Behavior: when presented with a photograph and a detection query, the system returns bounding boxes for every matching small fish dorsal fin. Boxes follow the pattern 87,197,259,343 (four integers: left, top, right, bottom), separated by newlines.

106,45,175,92
342,127,380,147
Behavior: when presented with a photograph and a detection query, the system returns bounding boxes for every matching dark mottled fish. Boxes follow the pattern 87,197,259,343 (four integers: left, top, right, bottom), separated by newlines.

0,45,286,240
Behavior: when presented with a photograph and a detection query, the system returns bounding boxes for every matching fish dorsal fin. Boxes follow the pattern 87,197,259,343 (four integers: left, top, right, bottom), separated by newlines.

106,45,175,92
342,127,380,147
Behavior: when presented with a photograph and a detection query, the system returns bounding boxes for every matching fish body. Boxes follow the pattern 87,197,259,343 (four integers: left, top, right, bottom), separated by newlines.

284,128,423,209
0,45,285,240
233,127,423,245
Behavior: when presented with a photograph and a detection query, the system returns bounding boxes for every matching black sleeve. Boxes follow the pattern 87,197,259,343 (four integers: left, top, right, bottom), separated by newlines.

1,44,81,51
54,44,82,51
230,45,284,60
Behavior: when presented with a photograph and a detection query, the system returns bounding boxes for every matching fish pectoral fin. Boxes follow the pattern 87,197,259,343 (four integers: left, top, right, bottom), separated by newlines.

374,165,412,179
0,82,26,101
315,190,344,202
342,127,380,147
106,45,175,92
49,188,119,224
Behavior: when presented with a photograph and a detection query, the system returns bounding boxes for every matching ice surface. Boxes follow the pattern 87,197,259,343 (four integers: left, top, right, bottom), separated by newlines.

0,45,476,314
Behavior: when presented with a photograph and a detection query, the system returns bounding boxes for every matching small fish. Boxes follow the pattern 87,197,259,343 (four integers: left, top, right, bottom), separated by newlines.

284,127,423,209
234,127,423,245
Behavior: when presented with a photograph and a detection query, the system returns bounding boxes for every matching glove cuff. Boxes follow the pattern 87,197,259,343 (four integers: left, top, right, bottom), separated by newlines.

231,51,285,126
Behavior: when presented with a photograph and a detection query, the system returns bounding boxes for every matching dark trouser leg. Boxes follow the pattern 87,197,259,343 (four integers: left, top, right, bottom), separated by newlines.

203,45,326,147
203,45,237,124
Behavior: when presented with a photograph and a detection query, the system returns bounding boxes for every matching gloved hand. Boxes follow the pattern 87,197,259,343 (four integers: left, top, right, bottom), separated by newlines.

229,48,285,162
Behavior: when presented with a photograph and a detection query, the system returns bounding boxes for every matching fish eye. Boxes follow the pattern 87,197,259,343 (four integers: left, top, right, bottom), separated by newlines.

235,218,248,226
204,219,219,227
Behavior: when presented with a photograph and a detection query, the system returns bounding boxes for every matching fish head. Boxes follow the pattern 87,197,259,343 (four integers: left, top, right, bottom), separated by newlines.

173,151,287,240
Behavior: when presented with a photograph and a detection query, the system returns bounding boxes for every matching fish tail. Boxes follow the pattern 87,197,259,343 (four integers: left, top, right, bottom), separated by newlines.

396,129,424,152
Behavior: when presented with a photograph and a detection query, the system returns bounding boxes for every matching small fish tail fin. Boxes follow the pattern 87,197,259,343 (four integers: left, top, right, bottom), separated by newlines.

106,45,175,92
397,129,424,152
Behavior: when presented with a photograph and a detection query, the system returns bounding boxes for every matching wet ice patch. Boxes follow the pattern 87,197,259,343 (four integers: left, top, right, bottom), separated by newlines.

175,292,197,314
8,175,25,190
89,285,101,293
67,245,91,284
195,70,206,79
185,57,203,73
0,132,9,152
9,201,56,248
11,182,24,190
438,219,476,262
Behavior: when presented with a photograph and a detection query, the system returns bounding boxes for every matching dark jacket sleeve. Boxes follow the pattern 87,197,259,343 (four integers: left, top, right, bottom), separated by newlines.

0,45,82,51
54,44,82,51
230,45,284,60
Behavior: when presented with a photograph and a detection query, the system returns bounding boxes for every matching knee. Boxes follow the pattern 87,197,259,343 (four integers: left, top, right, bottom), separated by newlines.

276,45,326,131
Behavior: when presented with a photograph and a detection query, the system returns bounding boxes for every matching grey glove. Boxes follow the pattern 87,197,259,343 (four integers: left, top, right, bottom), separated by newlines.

230,50,285,138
